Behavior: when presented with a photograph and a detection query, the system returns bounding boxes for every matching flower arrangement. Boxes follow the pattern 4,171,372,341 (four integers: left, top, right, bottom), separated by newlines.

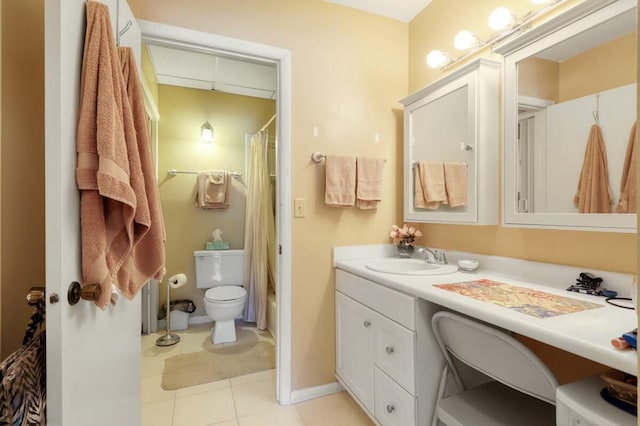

389,224,422,246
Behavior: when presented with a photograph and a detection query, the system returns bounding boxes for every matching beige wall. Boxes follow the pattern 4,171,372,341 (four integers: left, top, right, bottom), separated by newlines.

558,32,636,102
1,0,45,358
157,84,275,314
518,57,559,102
129,0,407,390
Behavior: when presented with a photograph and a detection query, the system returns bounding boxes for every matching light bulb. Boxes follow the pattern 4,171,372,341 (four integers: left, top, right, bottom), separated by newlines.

488,7,515,31
454,30,479,51
530,0,551,3
200,121,214,143
426,50,450,69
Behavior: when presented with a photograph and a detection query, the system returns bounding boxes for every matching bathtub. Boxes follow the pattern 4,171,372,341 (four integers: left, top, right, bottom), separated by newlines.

267,290,277,338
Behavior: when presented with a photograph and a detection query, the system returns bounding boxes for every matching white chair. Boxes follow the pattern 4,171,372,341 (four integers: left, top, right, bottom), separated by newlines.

431,311,559,426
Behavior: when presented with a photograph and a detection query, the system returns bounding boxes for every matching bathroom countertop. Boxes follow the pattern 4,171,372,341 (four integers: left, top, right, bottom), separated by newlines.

335,257,638,376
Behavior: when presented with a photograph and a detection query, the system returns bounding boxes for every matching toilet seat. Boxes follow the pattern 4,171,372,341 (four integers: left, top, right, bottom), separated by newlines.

205,286,247,302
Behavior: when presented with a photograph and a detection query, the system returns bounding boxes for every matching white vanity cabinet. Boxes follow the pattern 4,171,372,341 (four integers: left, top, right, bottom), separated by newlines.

335,269,444,425
401,58,499,225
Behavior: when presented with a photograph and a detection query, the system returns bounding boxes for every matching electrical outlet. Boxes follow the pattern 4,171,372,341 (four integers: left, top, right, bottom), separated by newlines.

294,198,306,218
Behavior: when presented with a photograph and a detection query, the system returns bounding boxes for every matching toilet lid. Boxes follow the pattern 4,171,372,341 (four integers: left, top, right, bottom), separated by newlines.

205,286,246,302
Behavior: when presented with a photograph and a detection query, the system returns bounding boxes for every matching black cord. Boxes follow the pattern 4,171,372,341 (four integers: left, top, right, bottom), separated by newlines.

605,297,635,310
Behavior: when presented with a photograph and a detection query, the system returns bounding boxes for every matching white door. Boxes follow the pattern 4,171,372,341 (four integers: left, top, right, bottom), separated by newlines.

44,1,141,425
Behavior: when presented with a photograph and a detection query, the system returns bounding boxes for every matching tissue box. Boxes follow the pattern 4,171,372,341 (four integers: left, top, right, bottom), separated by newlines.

205,241,230,250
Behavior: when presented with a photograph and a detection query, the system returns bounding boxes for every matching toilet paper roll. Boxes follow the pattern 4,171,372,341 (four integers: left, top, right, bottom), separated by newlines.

167,273,187,289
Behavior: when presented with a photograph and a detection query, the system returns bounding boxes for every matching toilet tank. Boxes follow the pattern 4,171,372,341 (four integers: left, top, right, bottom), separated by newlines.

193,249,244,289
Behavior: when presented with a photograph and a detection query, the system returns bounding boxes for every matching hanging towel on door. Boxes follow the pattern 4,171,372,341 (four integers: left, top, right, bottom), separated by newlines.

76,2,158,307
117,46,167,299
615,122,637,213
573,124,612,213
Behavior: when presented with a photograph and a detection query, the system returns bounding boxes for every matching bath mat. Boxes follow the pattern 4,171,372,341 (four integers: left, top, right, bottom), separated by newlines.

161,340,275,390
435,279,604,319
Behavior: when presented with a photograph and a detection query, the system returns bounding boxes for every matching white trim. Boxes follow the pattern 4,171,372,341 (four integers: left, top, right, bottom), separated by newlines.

286,381,345,405
138,19,293,404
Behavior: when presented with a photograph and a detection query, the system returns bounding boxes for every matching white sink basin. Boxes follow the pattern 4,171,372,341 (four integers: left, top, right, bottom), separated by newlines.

365,258,458,275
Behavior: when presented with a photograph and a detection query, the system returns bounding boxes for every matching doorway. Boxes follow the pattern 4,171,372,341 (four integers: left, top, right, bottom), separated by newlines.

139,19,293,403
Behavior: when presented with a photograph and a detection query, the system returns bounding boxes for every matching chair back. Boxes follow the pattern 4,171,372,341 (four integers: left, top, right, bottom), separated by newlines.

432,311,558,405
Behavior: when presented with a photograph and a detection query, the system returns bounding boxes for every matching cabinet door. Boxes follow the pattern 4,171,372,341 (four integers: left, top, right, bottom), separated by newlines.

336,291,374,414
401,58,499,225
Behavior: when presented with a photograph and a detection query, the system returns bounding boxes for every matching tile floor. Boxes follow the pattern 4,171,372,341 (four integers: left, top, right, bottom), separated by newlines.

142,322,373,426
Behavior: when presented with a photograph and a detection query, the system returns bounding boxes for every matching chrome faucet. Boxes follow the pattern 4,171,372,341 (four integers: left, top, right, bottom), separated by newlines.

416,247,448,265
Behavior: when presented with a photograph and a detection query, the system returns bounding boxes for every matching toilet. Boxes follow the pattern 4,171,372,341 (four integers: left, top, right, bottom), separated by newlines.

194,249,248,344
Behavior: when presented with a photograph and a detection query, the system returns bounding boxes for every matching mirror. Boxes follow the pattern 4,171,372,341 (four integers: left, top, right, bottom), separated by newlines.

497,0,637,232
401,59,499,225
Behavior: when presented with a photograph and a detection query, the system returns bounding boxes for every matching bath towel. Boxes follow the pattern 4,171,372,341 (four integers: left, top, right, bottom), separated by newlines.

573,124,612,213
76,1,141,307
325,155,356,207
116,46,167,299
414,161,447,209
195,171,230,208
356,157,385,209
615,122,637,213
444,162,468,207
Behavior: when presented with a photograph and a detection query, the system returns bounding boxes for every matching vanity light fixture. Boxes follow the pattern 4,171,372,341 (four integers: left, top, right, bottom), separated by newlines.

453,31,481,51
488,7,517,31
426,50,452,68
426,0,566,71
200,121,214,143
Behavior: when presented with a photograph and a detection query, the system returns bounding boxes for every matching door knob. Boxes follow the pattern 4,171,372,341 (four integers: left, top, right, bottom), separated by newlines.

386,404,395,414
68,282,102,305
386,346,394,355
363,320,371,328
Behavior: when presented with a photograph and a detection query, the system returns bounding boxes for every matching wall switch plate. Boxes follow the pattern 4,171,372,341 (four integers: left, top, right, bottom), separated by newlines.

294,198,306,218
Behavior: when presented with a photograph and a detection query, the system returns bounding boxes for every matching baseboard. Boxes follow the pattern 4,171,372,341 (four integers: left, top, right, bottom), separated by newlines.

284,381,344,405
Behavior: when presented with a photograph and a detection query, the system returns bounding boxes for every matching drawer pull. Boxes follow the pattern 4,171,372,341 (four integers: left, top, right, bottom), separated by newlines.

385,346,394,355
363,320,371,328
386,404,395,414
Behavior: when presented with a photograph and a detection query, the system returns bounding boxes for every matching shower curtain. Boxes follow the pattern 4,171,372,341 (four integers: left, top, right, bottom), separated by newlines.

243,130,276,330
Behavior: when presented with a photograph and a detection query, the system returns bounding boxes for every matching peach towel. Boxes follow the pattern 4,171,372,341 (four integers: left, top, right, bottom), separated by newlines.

444,162,468,207
117,46,167,299
414,161,446,209
195,171,230,208
573,124,612,213
356,157,385,209
76,1,142,307
616,122,637,213
325,155,356,207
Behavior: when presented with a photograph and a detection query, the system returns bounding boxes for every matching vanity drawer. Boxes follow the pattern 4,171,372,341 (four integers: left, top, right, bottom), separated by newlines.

374,310,416,394
336,269,415,330
374,366,416,426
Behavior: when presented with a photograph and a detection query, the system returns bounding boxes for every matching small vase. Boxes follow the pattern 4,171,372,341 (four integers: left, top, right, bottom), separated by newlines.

395,241,414,258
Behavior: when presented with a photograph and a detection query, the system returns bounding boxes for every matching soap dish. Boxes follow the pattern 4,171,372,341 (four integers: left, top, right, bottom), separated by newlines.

458,259,479,273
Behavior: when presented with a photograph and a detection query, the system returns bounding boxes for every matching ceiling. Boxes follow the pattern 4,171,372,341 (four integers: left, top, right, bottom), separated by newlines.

146,44,277,100
325,0,432,22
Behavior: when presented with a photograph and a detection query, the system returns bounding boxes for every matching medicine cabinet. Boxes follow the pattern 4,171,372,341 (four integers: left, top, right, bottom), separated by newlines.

401,58,499,225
